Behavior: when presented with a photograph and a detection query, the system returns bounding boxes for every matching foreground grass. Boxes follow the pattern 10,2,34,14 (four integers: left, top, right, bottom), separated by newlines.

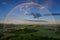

0,26,60,40
0,32,60,40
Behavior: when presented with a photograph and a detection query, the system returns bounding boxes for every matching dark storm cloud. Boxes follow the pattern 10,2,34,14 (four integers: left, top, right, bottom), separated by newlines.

29,13,42,18
44,13,60,16
33,13,41,18
26,13,60,18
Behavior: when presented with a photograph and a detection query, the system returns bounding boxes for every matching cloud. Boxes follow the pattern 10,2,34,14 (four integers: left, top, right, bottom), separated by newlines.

26,20,48,22
1,2,7,5
26,12,41,18
44,13,60,16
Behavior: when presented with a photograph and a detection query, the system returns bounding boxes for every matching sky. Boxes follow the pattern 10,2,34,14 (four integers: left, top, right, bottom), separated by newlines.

0,0,60,24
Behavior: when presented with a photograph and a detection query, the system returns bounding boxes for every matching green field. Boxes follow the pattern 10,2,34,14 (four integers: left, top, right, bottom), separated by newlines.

0,25,60,40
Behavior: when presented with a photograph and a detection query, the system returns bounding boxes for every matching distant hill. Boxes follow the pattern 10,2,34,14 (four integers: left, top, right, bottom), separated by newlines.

0,24,3,29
